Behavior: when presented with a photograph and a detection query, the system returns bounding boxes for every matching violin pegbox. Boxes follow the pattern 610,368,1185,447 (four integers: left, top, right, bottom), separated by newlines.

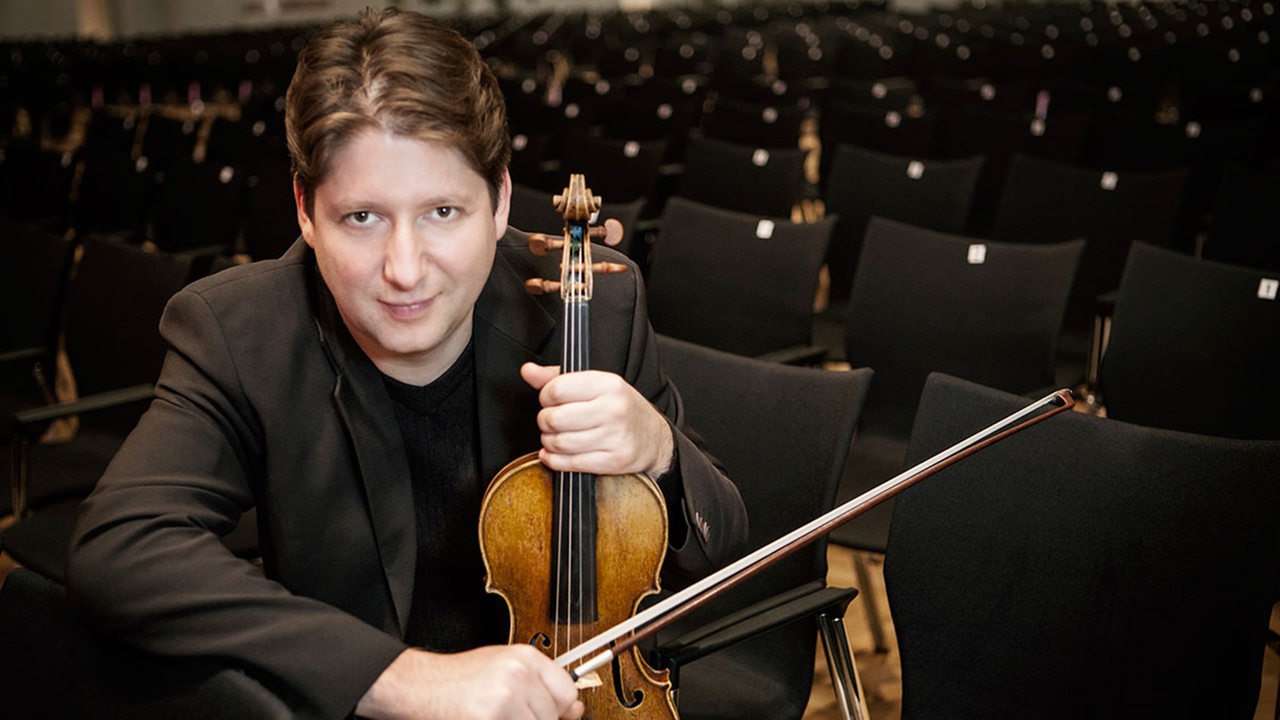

524,174,629,297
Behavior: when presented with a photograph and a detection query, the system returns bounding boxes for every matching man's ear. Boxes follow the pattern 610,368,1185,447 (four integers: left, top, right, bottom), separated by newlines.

493,169,512,240
293,175,315,246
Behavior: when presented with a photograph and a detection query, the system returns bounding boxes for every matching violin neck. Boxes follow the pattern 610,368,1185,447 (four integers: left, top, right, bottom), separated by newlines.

562,299,590,373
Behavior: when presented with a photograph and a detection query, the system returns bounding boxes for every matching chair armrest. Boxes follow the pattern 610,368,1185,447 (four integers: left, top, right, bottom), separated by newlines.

0,345,50,366
655,582,859,668
12,382,155,437
10,382,155,517
663,580,826,653
754,344,829,366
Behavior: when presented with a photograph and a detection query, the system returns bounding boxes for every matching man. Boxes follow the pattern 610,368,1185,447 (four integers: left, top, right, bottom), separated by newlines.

66,8,747,720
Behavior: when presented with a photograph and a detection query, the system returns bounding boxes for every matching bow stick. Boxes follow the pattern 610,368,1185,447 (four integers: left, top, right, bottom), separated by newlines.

557,387,1076,679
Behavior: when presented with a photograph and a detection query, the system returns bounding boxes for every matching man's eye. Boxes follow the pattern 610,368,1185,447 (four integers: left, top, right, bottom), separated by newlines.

347,211,375,225
433,207,457,220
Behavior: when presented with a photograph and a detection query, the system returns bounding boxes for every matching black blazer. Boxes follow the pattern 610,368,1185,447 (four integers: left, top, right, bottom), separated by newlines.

67,229,747,719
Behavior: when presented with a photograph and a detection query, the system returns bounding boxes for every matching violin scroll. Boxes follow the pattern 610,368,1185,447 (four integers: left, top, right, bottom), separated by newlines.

554,176,600,224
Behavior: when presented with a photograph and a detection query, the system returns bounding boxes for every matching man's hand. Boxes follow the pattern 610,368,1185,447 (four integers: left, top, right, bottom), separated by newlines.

520,363,675,479
357,645,584,720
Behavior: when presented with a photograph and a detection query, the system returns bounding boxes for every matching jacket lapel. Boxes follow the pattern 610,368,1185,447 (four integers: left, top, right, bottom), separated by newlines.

312,264,417,635
473,235,559,482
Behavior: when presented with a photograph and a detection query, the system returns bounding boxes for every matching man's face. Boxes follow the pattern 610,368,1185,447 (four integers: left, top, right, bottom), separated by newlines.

297,128,509,385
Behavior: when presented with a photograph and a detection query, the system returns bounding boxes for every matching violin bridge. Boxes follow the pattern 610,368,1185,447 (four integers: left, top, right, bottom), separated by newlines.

574,671,603,690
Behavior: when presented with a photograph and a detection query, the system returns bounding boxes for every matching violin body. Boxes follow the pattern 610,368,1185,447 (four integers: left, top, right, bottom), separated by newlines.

480,452,677,719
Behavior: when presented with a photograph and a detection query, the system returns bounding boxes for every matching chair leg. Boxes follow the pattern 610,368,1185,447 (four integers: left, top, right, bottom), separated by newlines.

818,611,870,720
852,551,890,653
1083,311,1112,410
10,437,30,518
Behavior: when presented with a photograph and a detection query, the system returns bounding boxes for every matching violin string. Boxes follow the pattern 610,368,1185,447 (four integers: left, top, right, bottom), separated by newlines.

576,468,585,655
562,228,584,659
557,241,579,657
576,229,596,661
553,208,595,669
571,241,586,659
554,300,567,659
565,248,574,659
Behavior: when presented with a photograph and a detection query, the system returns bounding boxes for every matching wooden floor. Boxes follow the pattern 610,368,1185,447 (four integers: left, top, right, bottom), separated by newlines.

801,544,1280,720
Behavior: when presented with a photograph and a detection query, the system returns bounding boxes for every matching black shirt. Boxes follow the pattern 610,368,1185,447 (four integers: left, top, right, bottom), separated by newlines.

383,342,509,650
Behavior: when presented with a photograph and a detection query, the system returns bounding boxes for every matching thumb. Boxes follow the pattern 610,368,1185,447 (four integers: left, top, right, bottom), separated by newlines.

520,362,560,391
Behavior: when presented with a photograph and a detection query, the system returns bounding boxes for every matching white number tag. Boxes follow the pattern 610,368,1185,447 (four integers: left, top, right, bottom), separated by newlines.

1259,278,1279,300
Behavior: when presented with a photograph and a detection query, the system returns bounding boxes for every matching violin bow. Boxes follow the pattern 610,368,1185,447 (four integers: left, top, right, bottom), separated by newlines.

556,387,1076,679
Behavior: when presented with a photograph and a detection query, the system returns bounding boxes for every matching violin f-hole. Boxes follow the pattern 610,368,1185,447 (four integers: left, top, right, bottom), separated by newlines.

612,654,644,709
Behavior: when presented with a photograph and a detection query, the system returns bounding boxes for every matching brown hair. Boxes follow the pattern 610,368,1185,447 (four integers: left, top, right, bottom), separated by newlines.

285,7,510,217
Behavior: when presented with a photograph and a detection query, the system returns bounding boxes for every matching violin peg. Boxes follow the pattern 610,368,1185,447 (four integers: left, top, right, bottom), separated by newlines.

528,233,564,257
524,277,560,295
592,261,629,276
588,218,625,247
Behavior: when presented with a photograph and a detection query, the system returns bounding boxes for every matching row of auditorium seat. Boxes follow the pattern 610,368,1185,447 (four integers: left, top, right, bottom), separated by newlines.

0,96,1271,273
3,3,1279,180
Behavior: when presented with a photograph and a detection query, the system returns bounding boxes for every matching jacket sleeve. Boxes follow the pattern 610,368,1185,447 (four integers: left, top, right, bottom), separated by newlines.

66,287,406,720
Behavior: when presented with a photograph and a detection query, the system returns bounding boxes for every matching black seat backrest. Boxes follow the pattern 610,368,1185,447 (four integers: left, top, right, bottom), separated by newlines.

886,372,1280,718
63,236,194,429
0,568,292,718
647,197,835,358
846,217,1083,438
1100,241,1280,439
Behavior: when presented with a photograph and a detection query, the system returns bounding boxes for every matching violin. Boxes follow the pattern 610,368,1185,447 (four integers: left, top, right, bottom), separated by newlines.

478,174,679,719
